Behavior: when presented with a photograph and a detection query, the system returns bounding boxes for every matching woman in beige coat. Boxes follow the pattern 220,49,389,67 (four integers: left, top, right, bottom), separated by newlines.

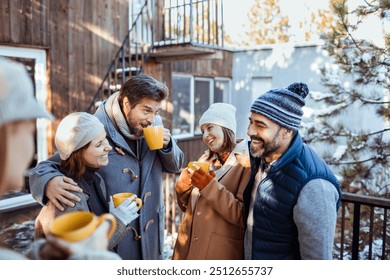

172,103,250,260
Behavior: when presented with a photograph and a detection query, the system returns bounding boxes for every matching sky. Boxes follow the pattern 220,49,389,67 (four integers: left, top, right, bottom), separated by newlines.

222,0,386,47
223,0,329,44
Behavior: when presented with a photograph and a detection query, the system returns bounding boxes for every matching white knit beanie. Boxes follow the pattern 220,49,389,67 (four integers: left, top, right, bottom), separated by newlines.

199,103,237,134
0,57,53,126
55,112,105,160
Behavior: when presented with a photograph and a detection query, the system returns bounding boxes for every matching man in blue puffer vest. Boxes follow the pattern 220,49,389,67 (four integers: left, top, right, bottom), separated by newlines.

244,82,341,260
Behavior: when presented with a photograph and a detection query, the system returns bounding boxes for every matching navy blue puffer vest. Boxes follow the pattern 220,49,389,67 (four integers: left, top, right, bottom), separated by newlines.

244,134,341,260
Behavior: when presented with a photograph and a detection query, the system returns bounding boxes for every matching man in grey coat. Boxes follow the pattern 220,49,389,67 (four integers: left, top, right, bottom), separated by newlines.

29,74,184,260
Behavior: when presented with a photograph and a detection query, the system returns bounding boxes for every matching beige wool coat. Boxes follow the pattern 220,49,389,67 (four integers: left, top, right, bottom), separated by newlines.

172,140,250,260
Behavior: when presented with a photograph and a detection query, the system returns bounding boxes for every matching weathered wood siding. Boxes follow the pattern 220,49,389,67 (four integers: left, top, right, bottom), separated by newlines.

170,50,234,78
0,0,130,152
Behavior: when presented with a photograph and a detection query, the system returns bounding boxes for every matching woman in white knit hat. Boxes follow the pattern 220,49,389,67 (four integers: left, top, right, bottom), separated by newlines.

0,57,119,260
34,112,140,252
172,103,250,260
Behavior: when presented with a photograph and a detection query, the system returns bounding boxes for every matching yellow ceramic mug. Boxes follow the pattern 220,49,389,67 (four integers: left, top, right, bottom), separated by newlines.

143,126,164,150
113,192,143,209
49,211,117,242
188,161,210,173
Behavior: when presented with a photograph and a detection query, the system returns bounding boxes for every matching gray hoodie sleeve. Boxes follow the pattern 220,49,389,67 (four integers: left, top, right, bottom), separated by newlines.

29,152,63,206
293,179,339,260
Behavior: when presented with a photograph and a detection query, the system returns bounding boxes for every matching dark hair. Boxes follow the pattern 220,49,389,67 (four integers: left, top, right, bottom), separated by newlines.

118,74,169,109
60,143,90,179
206,127,236,160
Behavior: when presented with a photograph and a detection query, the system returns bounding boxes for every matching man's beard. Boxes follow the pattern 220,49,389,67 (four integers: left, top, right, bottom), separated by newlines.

125,113,143,137
250,128,281,159
249,140,264,158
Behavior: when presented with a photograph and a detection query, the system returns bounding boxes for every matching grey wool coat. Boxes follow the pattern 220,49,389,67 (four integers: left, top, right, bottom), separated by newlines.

30,102,184,260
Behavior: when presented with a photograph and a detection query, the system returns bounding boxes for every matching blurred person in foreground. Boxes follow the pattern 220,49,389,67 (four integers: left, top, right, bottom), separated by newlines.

34,112,140,252
173,103,250,259
0,57,120,260
244,82,341,260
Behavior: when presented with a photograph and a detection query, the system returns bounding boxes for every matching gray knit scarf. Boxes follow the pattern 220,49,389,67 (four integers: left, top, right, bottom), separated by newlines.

104,92,140,140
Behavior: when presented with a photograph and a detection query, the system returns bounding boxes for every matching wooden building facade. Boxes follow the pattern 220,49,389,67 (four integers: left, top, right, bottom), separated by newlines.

0,0,131,153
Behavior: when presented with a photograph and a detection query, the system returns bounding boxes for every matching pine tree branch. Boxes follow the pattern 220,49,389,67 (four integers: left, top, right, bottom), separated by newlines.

329,153,390,165
367,127,390,136
359,97,390,104
312,127,390,141
339,13,363,53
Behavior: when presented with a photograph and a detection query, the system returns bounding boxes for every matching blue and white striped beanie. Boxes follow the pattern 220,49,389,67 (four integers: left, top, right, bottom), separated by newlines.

250,82,309,131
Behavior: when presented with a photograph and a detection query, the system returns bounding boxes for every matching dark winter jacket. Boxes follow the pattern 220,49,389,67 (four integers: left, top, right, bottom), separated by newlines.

243,133,341,259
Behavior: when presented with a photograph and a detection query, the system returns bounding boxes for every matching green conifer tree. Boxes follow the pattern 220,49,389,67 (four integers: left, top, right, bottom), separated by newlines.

304,0,390,197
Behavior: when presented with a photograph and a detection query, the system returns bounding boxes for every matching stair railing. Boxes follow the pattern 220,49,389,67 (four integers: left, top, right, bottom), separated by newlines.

158,0,224,47
86,0,152,113
86,0,225,113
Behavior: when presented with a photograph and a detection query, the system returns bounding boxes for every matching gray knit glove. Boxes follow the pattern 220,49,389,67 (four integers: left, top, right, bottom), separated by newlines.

109,196,139,226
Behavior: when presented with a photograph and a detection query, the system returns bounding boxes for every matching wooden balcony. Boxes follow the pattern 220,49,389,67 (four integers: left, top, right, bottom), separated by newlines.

149,43,225,62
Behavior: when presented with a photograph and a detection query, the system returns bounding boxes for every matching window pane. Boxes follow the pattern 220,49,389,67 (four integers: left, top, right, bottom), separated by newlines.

172,75,192,136
214,79,230,103
194,79,211,134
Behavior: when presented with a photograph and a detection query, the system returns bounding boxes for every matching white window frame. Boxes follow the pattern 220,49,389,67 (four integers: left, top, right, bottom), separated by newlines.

0,46,49,212
0,46,49,162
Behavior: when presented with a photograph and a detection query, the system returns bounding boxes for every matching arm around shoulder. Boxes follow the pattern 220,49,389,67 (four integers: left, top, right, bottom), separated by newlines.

29,152,63,205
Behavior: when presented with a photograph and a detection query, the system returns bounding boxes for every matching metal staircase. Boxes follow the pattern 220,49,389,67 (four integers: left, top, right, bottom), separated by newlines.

86,1,151,112
86,0,225,113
